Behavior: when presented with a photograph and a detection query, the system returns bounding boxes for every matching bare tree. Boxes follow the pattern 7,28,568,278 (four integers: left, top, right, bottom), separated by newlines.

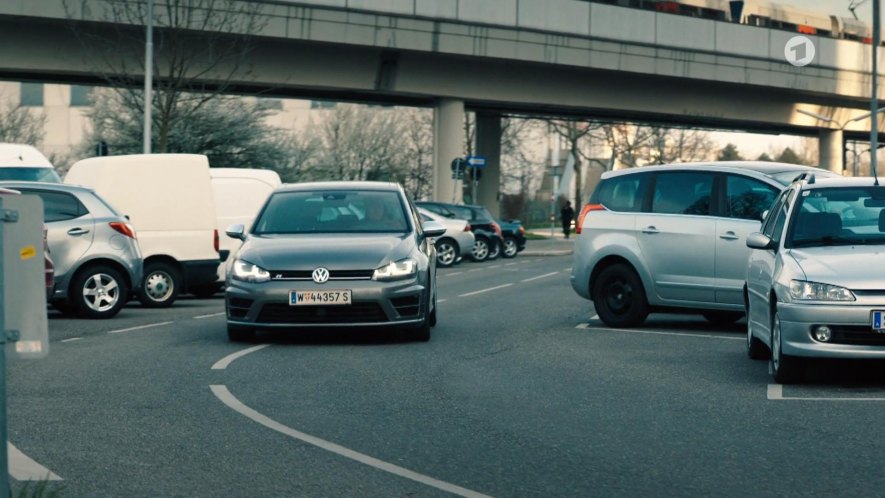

400,107,434,200
65,0,268,152
0,101,45,145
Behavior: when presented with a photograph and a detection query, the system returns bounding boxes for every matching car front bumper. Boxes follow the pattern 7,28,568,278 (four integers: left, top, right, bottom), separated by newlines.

226,277,428,329
777,302,885,359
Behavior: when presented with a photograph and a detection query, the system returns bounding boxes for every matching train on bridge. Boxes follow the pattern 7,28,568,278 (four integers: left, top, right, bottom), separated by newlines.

596,0,873,43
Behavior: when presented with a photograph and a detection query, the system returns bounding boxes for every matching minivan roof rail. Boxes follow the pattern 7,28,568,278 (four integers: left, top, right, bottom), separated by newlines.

793,172,816,184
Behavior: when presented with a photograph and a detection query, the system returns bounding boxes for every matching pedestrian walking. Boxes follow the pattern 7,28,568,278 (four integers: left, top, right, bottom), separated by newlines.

560,201,575,239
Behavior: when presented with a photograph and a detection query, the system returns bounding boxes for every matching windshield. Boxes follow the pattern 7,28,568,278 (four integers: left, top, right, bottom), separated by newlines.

788,187,885,248
0,167,61,183
253,190,410,234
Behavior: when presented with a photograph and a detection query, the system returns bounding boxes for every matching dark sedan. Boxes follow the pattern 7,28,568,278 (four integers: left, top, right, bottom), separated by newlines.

415,201,505,261
224,182,446,342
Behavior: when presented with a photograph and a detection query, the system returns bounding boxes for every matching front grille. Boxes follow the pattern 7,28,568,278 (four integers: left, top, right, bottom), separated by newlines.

391,295,421,318
270,270,374,281
227,297,253,319
829,326,885,346
256,303,388,324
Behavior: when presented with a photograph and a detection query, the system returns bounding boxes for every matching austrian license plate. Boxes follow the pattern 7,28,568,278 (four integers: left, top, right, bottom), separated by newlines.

289,290,352,306
872,311,885,333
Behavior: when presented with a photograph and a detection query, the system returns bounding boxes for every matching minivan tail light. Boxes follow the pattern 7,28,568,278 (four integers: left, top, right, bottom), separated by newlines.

214,229,220,253
575,204,606,235
109,222,137,239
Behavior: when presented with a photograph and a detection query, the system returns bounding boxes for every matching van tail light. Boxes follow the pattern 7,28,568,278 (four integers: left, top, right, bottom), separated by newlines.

109,222,137,239
575,204,606,235
214,229,220,253
464,224,472,232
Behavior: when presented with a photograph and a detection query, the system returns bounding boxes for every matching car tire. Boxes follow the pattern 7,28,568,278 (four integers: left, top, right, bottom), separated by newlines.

139,261,181,308
227,323,256,342
746,303,769,360
702,311,743,324
51,299,77,315
502,237,519,258
770,312,804,384
592,263,649,328
190,283,221,299
471,237,491,262
70,265,128,319
435,238,459,268
487,239,501,260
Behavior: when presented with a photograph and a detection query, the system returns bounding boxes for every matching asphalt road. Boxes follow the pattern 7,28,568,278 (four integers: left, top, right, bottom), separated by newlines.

7,255,885,497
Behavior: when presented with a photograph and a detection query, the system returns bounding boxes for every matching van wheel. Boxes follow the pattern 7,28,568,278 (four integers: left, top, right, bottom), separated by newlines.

139,262,180,308
592,264,649,328
71,265,128,319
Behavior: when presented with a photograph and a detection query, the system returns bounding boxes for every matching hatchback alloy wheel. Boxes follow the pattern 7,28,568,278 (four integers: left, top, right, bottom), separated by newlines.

83,273,121,313
472,238,490,261
436,239,458,267
503,237,518,258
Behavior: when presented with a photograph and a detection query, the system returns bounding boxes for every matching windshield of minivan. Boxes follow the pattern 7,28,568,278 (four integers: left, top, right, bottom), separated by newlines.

789,187,885,248
0,167,61,183
253,190,410,234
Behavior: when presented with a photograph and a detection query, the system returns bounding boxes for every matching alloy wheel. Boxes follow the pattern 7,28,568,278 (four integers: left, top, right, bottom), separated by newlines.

82,273,121,312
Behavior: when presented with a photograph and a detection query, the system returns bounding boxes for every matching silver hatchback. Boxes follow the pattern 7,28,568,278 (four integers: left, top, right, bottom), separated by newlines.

746,175,885,383
570,162,836,327
0,182,143,319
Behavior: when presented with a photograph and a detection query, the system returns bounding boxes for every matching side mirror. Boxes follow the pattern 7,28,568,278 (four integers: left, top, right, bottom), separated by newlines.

421,221,447,238
225,223,246,241
746,232,774,250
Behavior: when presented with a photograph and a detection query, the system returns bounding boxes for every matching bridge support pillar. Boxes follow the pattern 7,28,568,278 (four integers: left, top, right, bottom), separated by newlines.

433,99,465,203
819,129,844,175
475,112,501,217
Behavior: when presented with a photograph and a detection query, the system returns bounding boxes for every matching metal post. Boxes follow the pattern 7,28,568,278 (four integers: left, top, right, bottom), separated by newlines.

143,0,154,154
872,0,880,181
0,199,9,498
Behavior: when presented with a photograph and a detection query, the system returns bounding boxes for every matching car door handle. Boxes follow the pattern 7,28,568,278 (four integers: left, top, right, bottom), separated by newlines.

67,228,90,236
642,226,658,234
719,231,739,240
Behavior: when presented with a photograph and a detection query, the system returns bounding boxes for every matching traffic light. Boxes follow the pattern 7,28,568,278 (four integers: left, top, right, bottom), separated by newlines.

96,141,109,157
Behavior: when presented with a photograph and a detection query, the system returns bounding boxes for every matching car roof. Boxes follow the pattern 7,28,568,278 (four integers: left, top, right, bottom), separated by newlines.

600,161,827,180
0,181,96,194
276,181,403,193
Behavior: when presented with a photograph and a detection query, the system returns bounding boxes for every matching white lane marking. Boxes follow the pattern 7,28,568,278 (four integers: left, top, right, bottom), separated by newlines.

211,344,271,370
8,443,61,481
590,315,599,321
445,272,464,277
583,324,743,341
575,324,590,329
767,384,885,401
194,312,225,320
504,263,517,266
60,338,82,343
210,385,491,498
459,283,513,298
488,265,501,269
107,321,174,334
467,268,483,273
521,272,559,283
438,299,448,303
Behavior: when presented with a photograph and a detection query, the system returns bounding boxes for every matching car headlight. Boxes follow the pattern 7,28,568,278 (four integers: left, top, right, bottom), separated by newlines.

373,259,416,281
789,280,855,301
232,259,271,283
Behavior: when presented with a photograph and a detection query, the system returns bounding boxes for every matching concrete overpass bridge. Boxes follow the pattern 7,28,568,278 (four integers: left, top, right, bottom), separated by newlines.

2,0,884,206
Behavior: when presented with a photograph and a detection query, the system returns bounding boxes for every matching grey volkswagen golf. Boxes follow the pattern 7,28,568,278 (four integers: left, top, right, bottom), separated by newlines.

224,182,446,342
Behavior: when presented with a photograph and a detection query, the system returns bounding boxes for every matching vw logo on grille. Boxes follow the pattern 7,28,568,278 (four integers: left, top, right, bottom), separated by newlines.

312,267,330,284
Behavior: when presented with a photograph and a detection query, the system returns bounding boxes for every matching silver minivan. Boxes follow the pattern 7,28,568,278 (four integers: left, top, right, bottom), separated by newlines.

0,182,143,319
570,162,836,328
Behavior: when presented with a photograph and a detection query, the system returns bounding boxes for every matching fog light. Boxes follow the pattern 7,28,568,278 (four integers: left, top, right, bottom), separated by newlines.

813,325,832,342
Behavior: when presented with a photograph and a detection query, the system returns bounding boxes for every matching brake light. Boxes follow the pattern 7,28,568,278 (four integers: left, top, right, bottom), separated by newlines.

491,222,502,236
575,204,606,235
109,222,137,239
214,229,220,253
518,226,525,235
463,224,471,232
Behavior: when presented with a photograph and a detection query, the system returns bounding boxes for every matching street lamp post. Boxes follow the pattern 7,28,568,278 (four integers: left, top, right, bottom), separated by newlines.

549,164,564,238
872,0,880,182
144,0,154,154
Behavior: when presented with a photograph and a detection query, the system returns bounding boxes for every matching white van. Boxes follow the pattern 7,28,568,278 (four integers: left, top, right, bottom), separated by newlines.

0,143,61,182
209,168,281,289
65,154,220,307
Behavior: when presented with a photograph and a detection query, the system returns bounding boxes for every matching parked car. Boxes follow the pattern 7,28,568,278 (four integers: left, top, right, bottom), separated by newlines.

224,181,446,342
0,182,143,319
497,218,526,258
0,186,54,300
0,143,61,183
415,201,505,262
207,167,282,297
66,154,220,307
416,206,475,267
570,161,838,328
746,174,885,383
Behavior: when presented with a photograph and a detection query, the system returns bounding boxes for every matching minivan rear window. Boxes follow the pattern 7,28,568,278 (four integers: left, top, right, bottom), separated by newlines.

594,174,646,212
